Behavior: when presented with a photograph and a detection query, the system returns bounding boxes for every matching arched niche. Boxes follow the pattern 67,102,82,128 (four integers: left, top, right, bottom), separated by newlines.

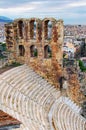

44,45,52,58
19,45,25,56
30,45,38,57
30,20,37,40
43,19,55,40
18,20,24,38
48,21,52,39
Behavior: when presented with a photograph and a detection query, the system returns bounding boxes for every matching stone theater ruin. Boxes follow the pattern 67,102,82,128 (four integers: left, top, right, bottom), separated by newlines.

5,18,63,87
0,18,85,130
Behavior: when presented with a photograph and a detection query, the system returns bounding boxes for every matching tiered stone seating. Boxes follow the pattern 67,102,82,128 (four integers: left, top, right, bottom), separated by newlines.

0,64,86,130
62,96,81,113
52,97,86,130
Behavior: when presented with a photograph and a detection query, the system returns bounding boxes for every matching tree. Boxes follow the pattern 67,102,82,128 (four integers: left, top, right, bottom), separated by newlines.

79,60,86,72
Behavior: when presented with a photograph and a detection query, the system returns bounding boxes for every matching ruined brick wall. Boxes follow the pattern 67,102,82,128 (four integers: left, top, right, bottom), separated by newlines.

63,66,86,105
5,18,64,88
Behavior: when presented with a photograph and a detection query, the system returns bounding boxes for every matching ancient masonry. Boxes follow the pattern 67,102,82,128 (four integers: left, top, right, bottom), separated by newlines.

5,18,63,88
0,65,86,130
3,18,86,129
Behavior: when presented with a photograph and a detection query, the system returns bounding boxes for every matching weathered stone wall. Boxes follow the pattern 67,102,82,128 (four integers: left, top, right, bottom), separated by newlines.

5,18,64,88
63,66,86,105
4,18,86,105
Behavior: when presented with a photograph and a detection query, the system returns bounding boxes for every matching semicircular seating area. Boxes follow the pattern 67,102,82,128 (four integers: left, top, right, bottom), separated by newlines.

0,64,86,130
53,97,86,130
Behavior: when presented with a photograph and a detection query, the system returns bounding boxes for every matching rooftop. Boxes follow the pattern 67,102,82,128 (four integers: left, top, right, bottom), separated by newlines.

0,110,21,127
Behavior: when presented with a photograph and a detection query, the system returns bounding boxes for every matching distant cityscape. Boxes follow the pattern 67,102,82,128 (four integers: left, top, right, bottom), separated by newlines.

64,25,86,38
0,22,6,43
64,25,86,59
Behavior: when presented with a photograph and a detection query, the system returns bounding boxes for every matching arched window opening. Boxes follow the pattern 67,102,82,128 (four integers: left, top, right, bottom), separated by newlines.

30,20,37,40
19,45,25,56
25,24,28,41
34,21,37,39
6,30,11,34
30,45,38,57
48,21,52,40
44,45,52,58
44,20,52,40
18,21,24,38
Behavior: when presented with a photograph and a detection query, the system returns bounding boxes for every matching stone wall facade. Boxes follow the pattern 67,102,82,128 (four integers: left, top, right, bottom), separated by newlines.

5,18,64,88
63,65,86,105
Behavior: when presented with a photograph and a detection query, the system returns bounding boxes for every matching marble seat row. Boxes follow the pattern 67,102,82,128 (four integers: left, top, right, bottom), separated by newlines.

0,103,42,130
0,65,60,107
0,82,48,126
0,103,48,130
0,65,60,99
52,97,86,130
62,96,81,113
0,65,56,129
0,65,86,130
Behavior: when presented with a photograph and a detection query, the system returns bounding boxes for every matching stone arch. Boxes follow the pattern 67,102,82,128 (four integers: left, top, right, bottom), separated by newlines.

43,18,56,40
18,20,24,38
34,21,37,39
30,45,38,57
44,45,52,58
48,21,52,39
19,45,25,56
29,18,42,40
29,19,37,40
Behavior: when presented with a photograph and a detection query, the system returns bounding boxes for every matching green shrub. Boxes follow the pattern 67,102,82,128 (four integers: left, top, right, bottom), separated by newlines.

0,55,6,59
2,44,6,51
79,60,86,72
34,50,38,57
10,61,22,67
0,43,6,51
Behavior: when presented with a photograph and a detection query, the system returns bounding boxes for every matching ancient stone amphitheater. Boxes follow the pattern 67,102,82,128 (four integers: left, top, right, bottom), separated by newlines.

1,17,86,129
0,65,86,130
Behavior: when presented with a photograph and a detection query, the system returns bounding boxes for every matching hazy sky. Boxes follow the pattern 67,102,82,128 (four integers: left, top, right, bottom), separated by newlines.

0,0,86,24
